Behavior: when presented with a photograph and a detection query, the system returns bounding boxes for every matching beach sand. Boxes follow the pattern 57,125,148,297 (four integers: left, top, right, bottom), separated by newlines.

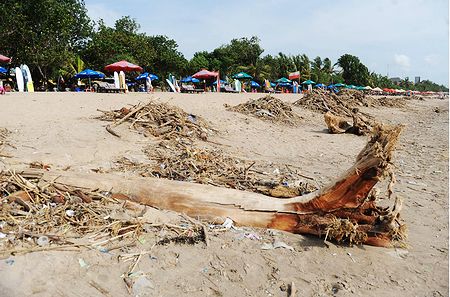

0,91,448,296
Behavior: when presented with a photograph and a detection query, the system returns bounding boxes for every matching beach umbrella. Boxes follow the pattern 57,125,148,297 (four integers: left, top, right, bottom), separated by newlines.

74,69,105,79
333,83,346,87
232,72,253,80
365,86,373,90
192,69,218,79
104,60,143,72
250,81,261,88
356,86,365,90
0,66,7,74
180,76,200,83
372,87,383,92
0,54,11,63
276,77,292,83
74,69,105,89
315,83,325,88
136,72,159,81
302,79,315,84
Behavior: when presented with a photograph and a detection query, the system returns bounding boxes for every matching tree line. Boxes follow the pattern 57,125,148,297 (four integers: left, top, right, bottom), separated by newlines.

0,0,447,92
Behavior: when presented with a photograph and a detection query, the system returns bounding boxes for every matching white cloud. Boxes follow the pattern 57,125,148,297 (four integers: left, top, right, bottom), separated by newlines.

394,54,411,69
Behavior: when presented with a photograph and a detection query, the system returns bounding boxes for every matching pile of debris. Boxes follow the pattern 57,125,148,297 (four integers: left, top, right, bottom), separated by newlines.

0,170,205,255
97,99,314,197
227,95,302,126
97,100,213,141
294,90,378,135
113,140,316,197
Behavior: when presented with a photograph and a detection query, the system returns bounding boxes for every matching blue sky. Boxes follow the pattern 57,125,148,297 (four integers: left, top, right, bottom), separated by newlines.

85,0,449,86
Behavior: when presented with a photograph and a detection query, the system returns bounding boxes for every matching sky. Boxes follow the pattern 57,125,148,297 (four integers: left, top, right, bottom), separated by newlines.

85,0,449,86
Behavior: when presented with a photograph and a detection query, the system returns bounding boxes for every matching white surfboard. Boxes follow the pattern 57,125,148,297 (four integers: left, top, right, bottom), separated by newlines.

113,72,119,89
235,80,241,93
22,64,34,92
119,71,126,92
20,65,28,92
166,79,177,92
15,67,24,92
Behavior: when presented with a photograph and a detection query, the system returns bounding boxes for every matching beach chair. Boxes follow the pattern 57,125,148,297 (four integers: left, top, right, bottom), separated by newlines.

224,85,238,93
96,82,121,93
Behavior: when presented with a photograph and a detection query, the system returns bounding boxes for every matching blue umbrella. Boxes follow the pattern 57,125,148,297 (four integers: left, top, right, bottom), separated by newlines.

315,83,325,88
74,69,105,79
136,72,158,81
180,76,200,83
211,79,227,85
0,66,7,74
250,81,261,88
327,84,334,89
74,69,105,89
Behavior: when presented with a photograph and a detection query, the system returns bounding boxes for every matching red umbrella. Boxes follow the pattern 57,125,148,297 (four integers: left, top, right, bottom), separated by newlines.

104,60,143,72
0,54,11,63
192,69,218,79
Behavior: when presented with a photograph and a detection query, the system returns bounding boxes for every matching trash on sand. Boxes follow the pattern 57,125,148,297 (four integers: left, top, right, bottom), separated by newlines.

222,218,234,229
133,275,155,295
65,209,75,217
0,232,6,239
261,240,294,251
5,258,14,266
227,95,302,126
36,236,49,246
78,258,89,268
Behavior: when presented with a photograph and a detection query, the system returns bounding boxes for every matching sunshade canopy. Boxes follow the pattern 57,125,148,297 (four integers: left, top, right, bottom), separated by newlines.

0,54,11,63
232,72,253,79
136,72,159,81
0,66,7,74
372,87,383,92
250,81,261,88
315,83,325,87
104,60,143,72
276,77,292,83
180,76,200,83
302,79,316,84
74,69,105,79
192,69,218,79
333,83,346,87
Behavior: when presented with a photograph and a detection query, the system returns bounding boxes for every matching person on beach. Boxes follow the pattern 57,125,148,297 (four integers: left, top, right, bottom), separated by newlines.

146,75,153,93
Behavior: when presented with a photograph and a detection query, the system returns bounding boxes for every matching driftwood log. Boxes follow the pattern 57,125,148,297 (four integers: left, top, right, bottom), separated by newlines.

17,125,405,247
324,110,374,136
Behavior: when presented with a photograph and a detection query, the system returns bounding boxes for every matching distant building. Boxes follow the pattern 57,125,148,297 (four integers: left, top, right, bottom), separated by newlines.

389,77,402,85
415,76,421,84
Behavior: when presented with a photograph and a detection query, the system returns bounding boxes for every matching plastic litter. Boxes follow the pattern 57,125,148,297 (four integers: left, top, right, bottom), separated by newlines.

65,209,75,217
36,236,49,246
261,240,294,251
133,275,155,295
222,218,234,229
78,258,89,268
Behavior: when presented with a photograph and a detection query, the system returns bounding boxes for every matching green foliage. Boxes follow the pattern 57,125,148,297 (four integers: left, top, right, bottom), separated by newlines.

82,17,187,79
0,0,93,82
336,54,370,86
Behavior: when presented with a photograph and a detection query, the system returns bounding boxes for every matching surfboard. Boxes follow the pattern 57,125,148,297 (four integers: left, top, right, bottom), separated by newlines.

20,65,28,92
113,72,119,89
22,64,34,92
15,67,24,92
235,80,241,93
166,79,177,92
119,71,126,92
